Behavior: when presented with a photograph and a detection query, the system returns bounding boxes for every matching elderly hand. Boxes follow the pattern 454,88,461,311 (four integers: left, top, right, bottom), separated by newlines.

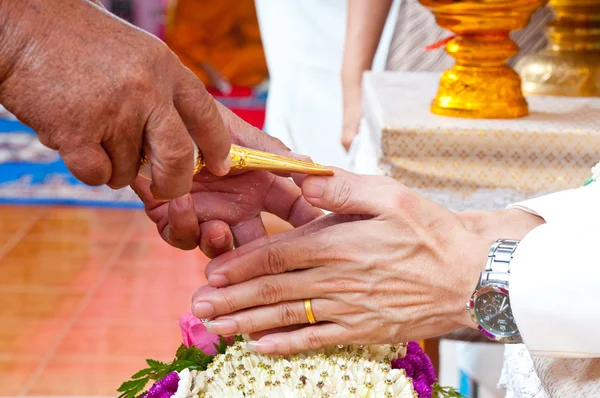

0,0,230,200
131,103,324,257
191,170,544,354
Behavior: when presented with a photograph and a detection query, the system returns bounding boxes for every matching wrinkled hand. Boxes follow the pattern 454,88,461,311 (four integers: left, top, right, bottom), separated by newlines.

190,170,544,355
131,103,324,257
0,0,230,199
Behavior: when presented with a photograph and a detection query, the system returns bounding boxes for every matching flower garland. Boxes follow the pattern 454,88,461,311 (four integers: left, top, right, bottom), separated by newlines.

118,313,463,398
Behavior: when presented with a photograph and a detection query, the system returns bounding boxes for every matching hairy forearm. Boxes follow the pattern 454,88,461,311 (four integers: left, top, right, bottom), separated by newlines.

341,0,393,85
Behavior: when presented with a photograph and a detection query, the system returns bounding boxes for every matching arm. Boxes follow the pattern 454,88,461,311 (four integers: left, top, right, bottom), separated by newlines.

507,182,600,357
341,0,393,151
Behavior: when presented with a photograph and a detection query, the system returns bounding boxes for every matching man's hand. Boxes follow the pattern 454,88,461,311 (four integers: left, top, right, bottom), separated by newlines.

131,103,324,257
189,170,545,355
0,0,230,199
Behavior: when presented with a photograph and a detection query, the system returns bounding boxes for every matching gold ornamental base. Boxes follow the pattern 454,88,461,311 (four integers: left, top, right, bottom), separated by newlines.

517,51,600,96
516,0,600,97
419,0,546,119
432,65,529,119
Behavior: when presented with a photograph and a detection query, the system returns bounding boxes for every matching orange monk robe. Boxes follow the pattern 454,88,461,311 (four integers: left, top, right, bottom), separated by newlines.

165,0,268,88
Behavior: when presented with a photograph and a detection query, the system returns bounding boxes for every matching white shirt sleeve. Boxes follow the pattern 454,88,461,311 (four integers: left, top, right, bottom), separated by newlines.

507,182,600,358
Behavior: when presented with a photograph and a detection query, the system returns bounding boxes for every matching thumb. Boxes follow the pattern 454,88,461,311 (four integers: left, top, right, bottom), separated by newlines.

301,169,396,215
214,101,291,156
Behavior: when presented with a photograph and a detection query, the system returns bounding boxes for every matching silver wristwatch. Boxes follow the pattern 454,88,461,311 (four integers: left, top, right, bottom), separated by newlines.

467,239,522,343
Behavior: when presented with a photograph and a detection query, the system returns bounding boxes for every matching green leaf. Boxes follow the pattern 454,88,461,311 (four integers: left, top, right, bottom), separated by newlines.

175,343,188,359
433,383,466,398
130,368,153,380
117,377,149,398
215,336,230,355
146,359,167,369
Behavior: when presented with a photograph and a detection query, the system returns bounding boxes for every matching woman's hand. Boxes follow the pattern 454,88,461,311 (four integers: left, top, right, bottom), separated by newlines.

190,170,503,354
131,104,324,257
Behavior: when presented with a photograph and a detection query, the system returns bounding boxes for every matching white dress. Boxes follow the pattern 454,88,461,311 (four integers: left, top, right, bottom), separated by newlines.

499,345,547,398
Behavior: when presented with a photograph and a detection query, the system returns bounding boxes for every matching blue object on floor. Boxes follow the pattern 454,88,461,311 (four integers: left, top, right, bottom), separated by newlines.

0,117,143,208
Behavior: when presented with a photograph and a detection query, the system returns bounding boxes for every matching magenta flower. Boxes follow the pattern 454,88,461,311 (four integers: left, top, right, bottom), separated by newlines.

392,341,437,398
143,372,179,398
178,312,234,355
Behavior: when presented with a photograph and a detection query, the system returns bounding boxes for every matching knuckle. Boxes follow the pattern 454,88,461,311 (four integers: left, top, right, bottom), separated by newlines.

331,178,353,209
265,246,287,275
278,302,300,326
305,330,324,351
221,294,237,314
258,279,283,305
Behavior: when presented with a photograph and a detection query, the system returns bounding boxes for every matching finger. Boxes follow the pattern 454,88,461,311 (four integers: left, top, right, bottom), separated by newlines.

248,325,303,341
102,132,142,189
205,299,331,336
215,101,290,155
205,229,337,289
161,194,199,250
192,271,324,319
174,70,230,176
204,213,362,285
130,175,164,216
145,106,194,200
199,220,234,258
231,215,267,247
262,176,324,228
247,324,348,355
59,143,112,186
302,168,399,215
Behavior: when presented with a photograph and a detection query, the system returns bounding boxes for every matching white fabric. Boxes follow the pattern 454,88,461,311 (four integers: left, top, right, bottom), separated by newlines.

254,0,399,169
509,183,600,357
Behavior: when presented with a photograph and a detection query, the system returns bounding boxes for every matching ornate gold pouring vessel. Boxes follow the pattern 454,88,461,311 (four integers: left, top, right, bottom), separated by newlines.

419,0,547,118
139,143,334,181
516,0,600,96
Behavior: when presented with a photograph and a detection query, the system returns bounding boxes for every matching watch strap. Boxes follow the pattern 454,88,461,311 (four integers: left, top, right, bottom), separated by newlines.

478,239,519,289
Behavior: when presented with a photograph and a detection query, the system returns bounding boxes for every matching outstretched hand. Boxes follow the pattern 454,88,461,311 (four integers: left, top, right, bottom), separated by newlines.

190,169,543,355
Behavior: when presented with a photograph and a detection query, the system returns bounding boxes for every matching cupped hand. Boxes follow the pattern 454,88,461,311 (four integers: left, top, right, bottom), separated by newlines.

190,169,497,354
131,103,324,257
0,0,230,200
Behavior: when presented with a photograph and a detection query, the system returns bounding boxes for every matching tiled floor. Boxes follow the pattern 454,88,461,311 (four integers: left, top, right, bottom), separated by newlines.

0,205,290,396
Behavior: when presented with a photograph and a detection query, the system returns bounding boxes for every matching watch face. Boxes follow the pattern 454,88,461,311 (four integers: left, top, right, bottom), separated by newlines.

474,290,518,337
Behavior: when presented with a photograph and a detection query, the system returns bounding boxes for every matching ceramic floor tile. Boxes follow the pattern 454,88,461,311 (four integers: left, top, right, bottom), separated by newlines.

0,358,39,395
0,318,64,357
0,257,105,290
27,207,137,239
27,356,145,396
53,320,181,361
0,290,83,319
0,206,44,236
5,235,119,262
118,239,199,264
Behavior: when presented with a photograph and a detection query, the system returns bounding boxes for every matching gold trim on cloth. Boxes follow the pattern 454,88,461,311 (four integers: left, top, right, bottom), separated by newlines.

381,127,598,194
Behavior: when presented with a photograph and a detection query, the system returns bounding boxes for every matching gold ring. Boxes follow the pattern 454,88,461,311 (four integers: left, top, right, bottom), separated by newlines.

304,299,317,324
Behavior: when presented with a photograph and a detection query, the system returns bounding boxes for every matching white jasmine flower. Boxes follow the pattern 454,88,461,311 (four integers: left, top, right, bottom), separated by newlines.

177,341,415,397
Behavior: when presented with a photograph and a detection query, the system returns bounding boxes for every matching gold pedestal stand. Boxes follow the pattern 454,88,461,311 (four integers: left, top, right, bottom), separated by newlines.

419,0,546,118
516,0,600,96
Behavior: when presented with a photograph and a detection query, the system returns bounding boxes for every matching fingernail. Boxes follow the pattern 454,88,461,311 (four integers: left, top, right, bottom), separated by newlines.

172,194,191,210
208,273,228,287
193,301,214,318
209,234,226,247
303,177,326,198
248,340,276,354
206,319,238,335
